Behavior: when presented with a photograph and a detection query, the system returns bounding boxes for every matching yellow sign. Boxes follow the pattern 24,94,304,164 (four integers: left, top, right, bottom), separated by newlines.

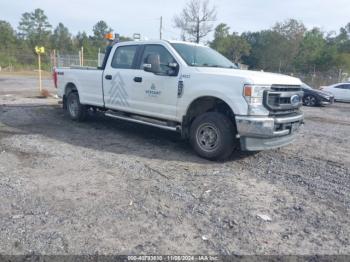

35,46,45,54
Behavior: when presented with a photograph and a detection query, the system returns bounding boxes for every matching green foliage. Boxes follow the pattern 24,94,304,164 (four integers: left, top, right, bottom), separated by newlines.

242,30,286,71
0,21,16,50
335,23,350,53
273,19,306,41
18,8,52,48
92,20,113,50
238,19,350,74
74,31,97,59
0,10,132,70
51,23,73,53
336,53,350,72
210,23,230,53
210,23,250,63
1,7,349,75
294,28,326,72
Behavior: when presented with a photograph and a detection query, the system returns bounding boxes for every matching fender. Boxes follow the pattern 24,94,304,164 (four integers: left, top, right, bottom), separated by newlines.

177,89,248,121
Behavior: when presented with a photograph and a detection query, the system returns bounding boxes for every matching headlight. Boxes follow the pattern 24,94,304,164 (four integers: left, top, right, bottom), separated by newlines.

243,84,271,105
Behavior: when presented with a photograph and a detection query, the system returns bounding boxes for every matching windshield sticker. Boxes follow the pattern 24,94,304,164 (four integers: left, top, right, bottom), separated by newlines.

108,72,130,107
146,84,161,97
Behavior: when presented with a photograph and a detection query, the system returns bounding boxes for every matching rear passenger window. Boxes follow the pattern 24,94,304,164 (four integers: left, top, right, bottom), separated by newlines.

111,46,138,69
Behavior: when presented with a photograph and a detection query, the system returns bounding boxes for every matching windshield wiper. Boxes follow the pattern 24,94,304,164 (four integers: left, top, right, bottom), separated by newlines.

202,64,220,68
192,63,236,69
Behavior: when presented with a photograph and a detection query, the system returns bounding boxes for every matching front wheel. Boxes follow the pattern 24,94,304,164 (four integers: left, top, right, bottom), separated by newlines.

303,95,317,107
66,92,87,121
190,112,237,161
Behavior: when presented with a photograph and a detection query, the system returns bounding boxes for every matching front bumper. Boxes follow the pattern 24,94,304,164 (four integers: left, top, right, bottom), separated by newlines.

320,96,335,105
235,113,304,151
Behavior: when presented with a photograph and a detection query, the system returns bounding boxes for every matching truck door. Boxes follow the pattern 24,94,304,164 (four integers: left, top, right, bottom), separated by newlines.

131,44,180,121
103,45,139,112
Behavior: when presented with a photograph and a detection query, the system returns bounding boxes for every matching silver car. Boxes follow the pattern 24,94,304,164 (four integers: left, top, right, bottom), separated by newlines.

322,83,350,102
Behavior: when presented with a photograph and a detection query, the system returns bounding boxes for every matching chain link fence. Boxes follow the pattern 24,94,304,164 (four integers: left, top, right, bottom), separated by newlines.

0,49,348,88
54,51,105,68
290,70,349,88
0,50,104,72
0,51,50,72
55,54,100,68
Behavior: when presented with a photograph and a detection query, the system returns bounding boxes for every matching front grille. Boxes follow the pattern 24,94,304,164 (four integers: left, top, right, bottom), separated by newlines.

264,85,303,115
271,85,302,92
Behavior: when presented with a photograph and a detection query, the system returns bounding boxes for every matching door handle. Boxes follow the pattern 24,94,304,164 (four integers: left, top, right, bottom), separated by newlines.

105,75,112,80
134,77,142,83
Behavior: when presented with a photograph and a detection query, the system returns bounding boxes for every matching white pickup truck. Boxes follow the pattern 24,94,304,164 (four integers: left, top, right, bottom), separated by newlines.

54,40,304,160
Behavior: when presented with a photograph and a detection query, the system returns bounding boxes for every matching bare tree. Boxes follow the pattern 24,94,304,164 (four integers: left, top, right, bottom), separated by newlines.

174,0,216,43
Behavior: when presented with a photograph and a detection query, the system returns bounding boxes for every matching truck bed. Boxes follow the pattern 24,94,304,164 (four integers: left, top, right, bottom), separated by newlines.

56,67,105,107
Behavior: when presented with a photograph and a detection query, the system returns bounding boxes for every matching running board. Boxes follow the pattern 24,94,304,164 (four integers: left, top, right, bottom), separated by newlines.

105,112,180,132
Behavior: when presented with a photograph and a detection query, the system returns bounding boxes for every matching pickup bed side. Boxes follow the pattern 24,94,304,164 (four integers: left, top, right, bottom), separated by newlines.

57,68,104,107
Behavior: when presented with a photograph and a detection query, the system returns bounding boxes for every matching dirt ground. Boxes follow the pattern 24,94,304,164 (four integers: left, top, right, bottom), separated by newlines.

0,75,349,255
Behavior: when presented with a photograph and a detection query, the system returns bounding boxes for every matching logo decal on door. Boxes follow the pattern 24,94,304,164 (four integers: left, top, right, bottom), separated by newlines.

146,83,161,97
108,72,130,107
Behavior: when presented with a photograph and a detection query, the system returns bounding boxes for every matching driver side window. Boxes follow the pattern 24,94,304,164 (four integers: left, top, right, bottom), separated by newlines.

111,45,138,69
140,45,177,75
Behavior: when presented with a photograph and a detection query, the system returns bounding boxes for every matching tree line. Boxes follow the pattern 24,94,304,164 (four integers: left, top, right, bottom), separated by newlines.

0,8,130,69
210,20,350,76
174,0,350,77
0,4,350,78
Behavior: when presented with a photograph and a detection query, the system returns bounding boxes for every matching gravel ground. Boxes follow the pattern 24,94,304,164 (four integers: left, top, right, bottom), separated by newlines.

0,75,349,255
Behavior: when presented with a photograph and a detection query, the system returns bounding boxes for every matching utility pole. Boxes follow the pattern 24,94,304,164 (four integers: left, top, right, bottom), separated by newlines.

38,53,42,93
81,46,84,66
35,46,45,95
159,16,163,40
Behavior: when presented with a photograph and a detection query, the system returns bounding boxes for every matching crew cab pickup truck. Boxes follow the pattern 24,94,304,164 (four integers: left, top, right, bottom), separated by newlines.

54,40,304,160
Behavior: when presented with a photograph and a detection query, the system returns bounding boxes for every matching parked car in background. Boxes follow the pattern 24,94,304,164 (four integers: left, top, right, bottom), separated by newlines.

322,83,350,102
302,83,334,106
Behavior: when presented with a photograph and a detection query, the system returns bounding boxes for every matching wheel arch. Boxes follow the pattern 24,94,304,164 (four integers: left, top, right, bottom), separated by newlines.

62,82,78,109
65,82,78,95
182,96,236,139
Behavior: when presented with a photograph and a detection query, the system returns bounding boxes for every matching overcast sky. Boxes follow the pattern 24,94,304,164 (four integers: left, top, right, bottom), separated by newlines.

0,0,349,40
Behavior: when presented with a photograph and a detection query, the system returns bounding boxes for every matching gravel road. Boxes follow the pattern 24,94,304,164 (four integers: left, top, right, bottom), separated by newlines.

0,75,349,255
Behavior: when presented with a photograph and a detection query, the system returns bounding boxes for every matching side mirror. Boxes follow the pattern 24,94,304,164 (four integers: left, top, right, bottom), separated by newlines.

168,62,178,68
166,62,179,76
143,63,153,72
143,54,179,76
143,54,160,74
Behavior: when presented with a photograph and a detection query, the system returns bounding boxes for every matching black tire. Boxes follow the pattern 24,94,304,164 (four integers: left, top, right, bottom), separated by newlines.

66,92,87,121
189,112,237,161
303,95,318,107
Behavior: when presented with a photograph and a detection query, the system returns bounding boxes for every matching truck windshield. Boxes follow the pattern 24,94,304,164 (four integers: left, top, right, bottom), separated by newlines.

171,43,238,69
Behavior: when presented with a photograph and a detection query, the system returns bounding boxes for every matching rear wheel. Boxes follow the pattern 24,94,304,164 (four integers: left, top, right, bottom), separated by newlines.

190,112,237,161
66,92,87,121
303,95,317,106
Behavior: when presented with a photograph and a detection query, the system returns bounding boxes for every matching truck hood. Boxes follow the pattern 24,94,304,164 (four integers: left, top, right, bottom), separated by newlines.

194,67,302,86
